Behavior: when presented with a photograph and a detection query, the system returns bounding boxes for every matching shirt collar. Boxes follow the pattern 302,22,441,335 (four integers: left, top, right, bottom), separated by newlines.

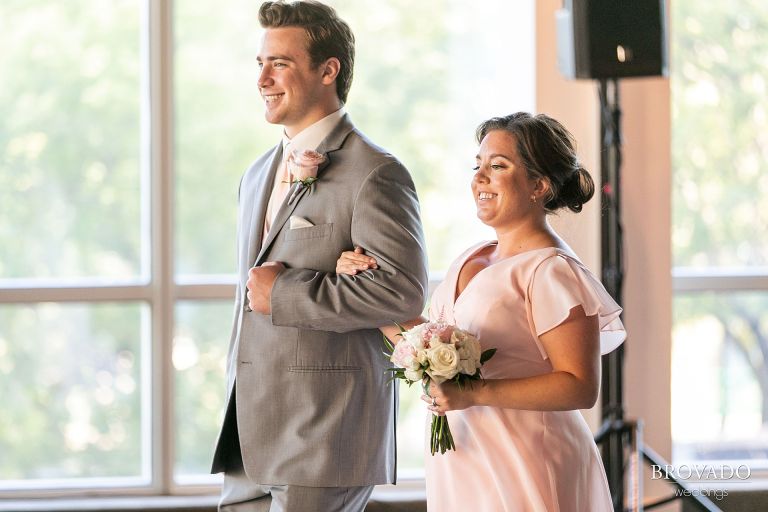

281,108,346,155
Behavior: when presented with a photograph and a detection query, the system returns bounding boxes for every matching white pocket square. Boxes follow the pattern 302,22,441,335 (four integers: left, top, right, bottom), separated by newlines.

289,216,314,229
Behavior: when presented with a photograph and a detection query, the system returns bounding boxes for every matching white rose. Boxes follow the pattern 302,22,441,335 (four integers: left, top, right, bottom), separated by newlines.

404,368,424,382
415,348,429,366
458,358,477,376
425,343,459,384
455,333,482,366
403,324,427,350
451,329,470,344
391,340,419,370
429,334,443,348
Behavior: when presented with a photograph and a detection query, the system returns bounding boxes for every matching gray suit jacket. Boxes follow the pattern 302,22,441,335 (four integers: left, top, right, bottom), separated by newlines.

211,114,428,487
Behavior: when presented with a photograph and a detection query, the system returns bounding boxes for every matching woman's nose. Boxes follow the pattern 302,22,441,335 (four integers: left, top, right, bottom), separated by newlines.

473,166,489,183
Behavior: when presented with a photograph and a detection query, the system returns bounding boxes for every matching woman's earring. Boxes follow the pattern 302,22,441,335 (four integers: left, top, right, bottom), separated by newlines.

531,195,537,203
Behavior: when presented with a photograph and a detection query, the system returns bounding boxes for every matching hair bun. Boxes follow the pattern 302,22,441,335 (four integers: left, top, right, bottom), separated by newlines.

548,166,594,213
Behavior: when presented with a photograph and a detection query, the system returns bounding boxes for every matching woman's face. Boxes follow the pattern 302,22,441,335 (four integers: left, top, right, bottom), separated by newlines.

471,130,540,229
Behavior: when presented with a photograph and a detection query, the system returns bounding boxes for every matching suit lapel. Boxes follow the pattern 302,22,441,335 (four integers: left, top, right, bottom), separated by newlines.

245,144,283,273
253,114,356,266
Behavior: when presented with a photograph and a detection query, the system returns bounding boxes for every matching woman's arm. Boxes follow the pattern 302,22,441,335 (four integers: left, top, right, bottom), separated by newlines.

425,305,600,413
337,248,426,341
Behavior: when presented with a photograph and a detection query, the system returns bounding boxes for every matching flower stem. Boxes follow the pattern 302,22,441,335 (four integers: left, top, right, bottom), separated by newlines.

430,415,455,455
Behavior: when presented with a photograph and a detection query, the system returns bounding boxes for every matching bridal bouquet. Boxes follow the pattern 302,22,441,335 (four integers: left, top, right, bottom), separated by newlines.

385,321,496,455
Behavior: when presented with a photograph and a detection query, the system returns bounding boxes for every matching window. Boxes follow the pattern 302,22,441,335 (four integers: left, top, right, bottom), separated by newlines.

0,0,148,489
0,0,533,494
671,1,768,471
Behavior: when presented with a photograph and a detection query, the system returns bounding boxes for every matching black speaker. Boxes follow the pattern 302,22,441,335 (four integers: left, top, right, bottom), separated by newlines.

556,0,667,79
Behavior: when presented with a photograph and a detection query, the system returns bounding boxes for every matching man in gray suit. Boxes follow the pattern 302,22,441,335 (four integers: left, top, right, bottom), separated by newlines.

210,2,428,511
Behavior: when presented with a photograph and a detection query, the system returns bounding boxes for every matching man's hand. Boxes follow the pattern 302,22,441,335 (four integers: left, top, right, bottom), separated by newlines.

246,261,285,314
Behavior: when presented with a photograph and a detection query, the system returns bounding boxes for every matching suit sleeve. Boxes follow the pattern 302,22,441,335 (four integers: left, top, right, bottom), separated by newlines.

269,160,429,333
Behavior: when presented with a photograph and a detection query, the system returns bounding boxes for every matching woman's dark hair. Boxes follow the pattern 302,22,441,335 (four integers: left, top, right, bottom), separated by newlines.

475,112,595,213
259,1,355,104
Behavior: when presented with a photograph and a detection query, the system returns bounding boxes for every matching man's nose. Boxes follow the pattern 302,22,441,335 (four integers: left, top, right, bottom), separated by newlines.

257,66,272,88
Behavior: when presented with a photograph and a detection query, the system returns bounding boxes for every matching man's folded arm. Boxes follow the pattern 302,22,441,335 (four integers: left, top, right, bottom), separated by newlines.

270,161,429,333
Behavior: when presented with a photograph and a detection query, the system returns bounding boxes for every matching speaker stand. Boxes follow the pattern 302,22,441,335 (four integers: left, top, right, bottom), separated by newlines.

595,78,720,512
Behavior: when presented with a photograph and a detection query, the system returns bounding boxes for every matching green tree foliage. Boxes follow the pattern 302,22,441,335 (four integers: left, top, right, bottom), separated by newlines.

672,1,768,459
0,0,142,280
672,2,768,268
173,301,230,478
0,1,145,480
0,303,143,478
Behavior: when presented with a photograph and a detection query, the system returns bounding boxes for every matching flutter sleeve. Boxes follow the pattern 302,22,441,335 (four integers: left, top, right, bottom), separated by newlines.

526,252,626,357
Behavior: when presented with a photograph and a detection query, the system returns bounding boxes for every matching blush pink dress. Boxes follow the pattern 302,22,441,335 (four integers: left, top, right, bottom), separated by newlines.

424,241,626,512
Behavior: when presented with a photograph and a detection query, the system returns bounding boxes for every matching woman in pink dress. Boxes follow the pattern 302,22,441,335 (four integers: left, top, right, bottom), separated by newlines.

336,112,625,511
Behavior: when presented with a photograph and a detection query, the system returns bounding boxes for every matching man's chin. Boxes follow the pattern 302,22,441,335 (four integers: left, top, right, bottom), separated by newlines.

263,106,286,125
264,113,281,125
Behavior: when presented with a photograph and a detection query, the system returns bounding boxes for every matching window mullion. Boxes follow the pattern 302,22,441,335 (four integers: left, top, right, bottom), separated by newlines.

147,0,175,495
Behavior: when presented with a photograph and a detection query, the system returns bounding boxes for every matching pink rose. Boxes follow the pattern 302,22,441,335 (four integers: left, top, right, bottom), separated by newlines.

391,339,418,369
287,148,326,182
422,322,455,345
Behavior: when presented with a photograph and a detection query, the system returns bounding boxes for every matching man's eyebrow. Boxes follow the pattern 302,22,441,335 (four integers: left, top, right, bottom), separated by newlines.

256,54,294,62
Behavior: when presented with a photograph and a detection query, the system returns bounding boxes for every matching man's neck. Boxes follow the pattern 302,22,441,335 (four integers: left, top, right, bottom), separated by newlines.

282,107,345,153
284,98,342,138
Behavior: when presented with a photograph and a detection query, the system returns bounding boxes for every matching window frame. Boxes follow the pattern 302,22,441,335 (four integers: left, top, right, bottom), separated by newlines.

671,271,768,486
0,0,234,498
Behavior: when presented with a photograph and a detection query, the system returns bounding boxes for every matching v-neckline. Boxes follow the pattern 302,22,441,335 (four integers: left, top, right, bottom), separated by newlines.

451,242,563,305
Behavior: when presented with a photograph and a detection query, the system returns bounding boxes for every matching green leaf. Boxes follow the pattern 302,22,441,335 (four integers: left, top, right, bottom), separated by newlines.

382,334,395,354
480,348,497,364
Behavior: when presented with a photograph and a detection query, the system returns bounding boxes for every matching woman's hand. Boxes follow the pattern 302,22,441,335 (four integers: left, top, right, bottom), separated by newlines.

336,246,378,275
421,380,479,416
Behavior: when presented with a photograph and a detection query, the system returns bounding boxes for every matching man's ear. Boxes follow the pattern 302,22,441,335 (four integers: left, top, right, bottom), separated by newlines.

320,57,341,85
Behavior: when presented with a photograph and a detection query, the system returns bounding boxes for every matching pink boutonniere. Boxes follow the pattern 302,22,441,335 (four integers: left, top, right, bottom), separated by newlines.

285,148,326,192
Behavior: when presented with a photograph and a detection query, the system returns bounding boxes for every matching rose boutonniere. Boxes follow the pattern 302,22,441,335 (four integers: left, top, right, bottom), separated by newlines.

285,148,326,192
